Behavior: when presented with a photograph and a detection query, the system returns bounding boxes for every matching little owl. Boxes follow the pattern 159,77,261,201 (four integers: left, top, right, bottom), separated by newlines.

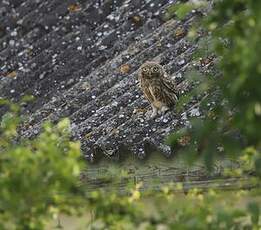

138,62,178,118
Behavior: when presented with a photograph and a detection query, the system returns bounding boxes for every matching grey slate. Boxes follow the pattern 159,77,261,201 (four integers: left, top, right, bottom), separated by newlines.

0,0,212,162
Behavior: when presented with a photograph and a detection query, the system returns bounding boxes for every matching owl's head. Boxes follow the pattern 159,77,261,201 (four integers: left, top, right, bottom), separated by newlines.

139,62,165,80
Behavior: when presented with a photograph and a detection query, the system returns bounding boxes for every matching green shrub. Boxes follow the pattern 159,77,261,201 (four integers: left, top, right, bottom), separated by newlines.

0,101,87,230
168,0,261,174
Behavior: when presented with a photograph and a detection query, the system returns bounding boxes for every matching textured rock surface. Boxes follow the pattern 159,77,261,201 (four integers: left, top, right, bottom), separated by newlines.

0,0,213,162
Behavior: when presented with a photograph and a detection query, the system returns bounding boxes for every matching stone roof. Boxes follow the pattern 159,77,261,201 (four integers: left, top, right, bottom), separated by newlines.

0,0,213,162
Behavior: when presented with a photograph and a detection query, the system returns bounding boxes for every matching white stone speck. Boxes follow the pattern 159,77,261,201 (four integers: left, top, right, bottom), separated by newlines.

99,45,107,50
163,118,168,123
17,19,23,25
10,30,17,36
189,108,200,117
107,15,114,20
119,114,125,118
9,40,15,46
111,101,118,107
177,59,185,65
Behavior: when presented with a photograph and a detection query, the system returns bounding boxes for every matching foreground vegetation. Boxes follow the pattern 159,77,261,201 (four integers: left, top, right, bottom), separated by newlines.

0,0,260,229
0,104,259,229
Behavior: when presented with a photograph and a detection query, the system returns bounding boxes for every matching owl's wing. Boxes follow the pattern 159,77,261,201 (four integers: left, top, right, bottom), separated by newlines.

151,79,178,106
161,75,177,94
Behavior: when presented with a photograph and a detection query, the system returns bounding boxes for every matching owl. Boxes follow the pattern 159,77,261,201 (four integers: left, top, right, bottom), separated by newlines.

138,62,178,118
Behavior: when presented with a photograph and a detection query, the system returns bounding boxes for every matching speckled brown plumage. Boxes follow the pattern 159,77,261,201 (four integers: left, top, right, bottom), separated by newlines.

138,62,178,118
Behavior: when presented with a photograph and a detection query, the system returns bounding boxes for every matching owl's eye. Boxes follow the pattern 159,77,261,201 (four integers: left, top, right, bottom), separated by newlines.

153,66,159,72
142,67,149,72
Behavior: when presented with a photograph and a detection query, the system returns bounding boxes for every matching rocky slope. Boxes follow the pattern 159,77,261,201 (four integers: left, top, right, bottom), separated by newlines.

0,0,213,162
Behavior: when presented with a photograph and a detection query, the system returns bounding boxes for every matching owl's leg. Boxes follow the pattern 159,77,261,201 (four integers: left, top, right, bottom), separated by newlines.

150,105,158,118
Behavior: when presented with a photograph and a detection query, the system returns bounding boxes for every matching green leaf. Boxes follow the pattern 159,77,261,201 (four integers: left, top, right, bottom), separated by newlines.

254,157,261,177
175,3,195,20
248,202,259,225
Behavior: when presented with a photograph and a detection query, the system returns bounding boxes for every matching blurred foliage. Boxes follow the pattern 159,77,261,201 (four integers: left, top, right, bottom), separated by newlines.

167,0,261,175
1,100,259,229
85,183,261,230
0,100,87,230
165,0,206,21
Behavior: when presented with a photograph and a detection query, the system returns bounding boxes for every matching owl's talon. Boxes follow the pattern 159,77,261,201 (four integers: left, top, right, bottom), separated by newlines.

150,111,158,118
160,105,170,114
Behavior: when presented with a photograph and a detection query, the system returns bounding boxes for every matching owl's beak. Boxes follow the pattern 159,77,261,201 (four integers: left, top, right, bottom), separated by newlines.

148,70,153,77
